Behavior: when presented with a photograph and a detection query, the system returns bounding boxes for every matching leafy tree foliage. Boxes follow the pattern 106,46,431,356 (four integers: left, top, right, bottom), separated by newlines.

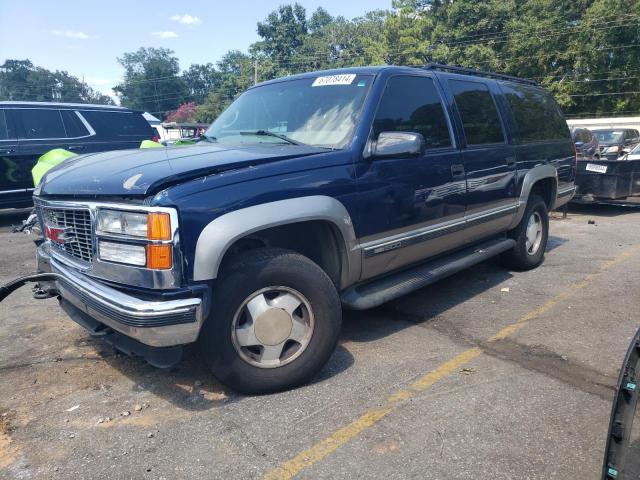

113,47,188,117
8,1,638,121
0,59,113,104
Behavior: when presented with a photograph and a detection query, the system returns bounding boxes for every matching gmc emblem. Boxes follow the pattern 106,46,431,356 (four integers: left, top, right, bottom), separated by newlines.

45,225,77,245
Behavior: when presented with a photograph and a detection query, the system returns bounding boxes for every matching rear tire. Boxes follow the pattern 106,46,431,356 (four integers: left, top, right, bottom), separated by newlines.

198,248,341,394
501,194,549,270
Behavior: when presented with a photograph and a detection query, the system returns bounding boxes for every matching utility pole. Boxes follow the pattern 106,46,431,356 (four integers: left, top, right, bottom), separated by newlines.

254,60,258,85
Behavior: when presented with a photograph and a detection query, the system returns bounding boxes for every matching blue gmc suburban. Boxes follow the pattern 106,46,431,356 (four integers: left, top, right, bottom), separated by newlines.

25,65,576,394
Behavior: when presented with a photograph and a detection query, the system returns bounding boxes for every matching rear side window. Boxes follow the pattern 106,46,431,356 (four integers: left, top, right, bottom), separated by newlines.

60,110,90,137
16,109,66,139
80,110,152,137
449,79,504,145
373,76,452,149
501,83,570,142
0,110,14,140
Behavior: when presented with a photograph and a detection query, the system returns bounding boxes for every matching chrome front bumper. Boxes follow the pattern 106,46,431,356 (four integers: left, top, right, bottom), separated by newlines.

37,244,205,347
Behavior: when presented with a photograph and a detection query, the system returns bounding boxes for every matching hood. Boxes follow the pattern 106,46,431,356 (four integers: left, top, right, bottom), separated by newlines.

37,143,324,198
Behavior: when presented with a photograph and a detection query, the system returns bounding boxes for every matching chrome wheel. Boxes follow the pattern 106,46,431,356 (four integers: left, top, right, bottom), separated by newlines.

231,286,314,369
525,211,543,255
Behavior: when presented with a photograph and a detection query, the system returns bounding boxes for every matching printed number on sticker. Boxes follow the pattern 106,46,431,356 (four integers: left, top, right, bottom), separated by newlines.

586,163,607,174
312,74,356,87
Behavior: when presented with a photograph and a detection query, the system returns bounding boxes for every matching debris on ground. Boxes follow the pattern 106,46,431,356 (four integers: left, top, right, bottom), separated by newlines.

121,411,130,417
500,287,510,293
588,219,596,225
134,404,142,412
460,368,475,375
65,405,79,412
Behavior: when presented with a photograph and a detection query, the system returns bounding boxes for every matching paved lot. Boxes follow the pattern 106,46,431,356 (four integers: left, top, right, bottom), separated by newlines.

1,204,639,479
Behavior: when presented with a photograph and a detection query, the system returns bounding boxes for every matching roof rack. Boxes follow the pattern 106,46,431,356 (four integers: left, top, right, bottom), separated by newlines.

422,63,538,86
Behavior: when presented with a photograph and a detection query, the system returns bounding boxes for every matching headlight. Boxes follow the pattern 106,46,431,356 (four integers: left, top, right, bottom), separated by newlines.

97,209,148,237
605,145,620,153
98,241,146,266
96,209,174,269
97,209,171,240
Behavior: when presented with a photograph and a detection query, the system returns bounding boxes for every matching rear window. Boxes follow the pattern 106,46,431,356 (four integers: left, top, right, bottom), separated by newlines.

79,110,152,137
500,83,570,142
15,108,66,139
449,79,504,145
60,110,90,137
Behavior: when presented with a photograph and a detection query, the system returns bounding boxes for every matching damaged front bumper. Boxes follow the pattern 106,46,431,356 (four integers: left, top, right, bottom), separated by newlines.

36,243,207,365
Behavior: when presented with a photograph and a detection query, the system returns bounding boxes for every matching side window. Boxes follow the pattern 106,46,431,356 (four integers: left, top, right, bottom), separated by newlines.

0,110,14,140
373,76,452,149
448,79,504,145
60,110,90,138
81,111,152,137
16,109,66,139
500,83,570,142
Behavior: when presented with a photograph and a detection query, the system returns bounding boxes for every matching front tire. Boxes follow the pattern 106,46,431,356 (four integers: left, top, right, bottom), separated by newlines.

199,248,342,394
501,194,549,270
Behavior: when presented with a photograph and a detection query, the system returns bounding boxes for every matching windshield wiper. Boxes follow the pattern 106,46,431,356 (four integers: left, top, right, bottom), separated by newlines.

199,133,217,143
239,130,304,146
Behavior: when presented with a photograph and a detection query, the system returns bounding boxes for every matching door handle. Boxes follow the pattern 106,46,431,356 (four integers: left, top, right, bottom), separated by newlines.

506,156,517,167
451,164,465,178
67,145,85,151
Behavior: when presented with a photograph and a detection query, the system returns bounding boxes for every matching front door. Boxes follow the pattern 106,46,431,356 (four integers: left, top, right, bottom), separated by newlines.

0,109,30,207
355,74,466,280
10,108,69,195
446,78,518,242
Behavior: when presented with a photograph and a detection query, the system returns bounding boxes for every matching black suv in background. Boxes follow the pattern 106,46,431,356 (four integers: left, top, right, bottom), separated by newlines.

571,127,599,160
0,102,154,208
592,128,640,160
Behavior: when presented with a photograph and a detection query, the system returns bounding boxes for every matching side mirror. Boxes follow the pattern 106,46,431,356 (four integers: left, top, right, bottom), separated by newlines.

602,328,639,479
370,131,425,158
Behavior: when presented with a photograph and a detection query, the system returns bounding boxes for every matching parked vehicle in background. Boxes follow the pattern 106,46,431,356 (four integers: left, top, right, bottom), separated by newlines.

159,122,209,143
574,135,640,204
29,65,575,394
571,127,599,160
0,102,155,208
592,128,640,160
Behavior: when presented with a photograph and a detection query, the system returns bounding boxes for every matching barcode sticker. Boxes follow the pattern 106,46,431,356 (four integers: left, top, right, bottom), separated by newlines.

312,74,356,87
586,163,607,174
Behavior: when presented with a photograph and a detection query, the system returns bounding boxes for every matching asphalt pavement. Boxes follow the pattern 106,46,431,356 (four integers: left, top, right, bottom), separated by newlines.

1,204,639,479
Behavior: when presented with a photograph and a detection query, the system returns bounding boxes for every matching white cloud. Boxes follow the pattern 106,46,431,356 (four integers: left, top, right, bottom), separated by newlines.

170,14,201,25
152,31,179,39
50,29,98,39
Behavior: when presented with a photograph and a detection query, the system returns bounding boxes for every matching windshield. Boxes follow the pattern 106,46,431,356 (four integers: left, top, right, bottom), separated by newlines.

205,74,373,149
592,130,623,143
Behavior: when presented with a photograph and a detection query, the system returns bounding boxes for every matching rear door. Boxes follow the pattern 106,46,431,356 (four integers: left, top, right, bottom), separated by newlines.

445,78,517,240
59,109,95,154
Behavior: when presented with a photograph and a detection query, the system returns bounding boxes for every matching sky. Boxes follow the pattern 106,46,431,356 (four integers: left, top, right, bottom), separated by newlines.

0,0,391,100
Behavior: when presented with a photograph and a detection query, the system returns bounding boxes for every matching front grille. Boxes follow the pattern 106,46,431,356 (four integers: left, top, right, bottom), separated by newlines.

41,207,94,263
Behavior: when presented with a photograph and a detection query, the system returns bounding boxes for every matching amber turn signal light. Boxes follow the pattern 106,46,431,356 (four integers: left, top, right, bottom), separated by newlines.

147,212,171,240
147,244,173,269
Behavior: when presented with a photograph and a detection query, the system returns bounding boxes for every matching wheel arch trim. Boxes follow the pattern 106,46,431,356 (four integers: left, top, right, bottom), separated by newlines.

192,196,361,287
509,164,558,229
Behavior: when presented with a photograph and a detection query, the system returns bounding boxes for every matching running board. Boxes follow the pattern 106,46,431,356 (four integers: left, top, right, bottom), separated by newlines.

341,237,516,310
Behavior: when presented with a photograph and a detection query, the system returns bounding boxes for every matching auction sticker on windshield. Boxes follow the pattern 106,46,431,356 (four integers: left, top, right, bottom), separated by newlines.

312,74,356,87
586,163,608,174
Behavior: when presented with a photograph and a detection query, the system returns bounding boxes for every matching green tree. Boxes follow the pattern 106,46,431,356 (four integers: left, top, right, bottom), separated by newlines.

0,59,113,104
114,47,187,117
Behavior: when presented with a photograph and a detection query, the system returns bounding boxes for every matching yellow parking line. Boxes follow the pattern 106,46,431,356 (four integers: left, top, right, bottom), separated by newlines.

264,246,640,479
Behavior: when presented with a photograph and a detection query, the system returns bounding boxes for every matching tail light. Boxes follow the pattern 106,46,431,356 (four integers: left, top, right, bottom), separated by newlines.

151,136,160,143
